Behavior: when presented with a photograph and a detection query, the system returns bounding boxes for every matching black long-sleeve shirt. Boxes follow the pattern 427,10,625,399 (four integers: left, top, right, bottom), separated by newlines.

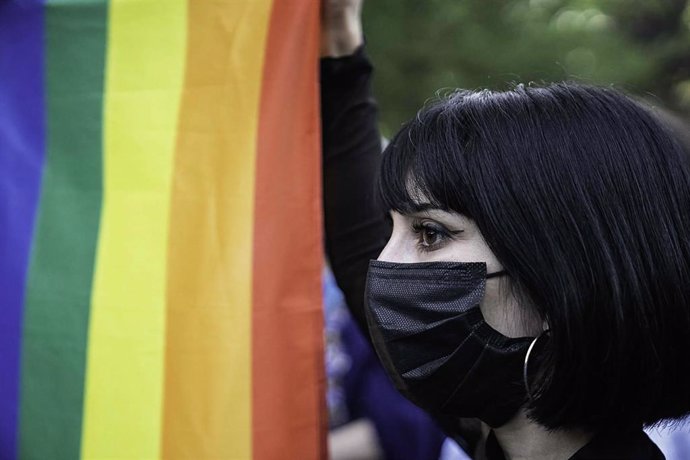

321,46,391,333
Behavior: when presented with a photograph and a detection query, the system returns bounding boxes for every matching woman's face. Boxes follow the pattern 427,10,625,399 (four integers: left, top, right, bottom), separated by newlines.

378,207,542,338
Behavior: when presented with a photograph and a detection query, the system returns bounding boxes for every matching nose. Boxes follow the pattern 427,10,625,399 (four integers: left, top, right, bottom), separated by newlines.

377,239,396,262
377,231,413,263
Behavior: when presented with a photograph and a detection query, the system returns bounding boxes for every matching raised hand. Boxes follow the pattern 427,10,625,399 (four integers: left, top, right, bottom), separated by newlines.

321,0,364,57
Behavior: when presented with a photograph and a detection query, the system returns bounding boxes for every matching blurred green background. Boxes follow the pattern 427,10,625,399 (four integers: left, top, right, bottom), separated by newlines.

363,0,690,135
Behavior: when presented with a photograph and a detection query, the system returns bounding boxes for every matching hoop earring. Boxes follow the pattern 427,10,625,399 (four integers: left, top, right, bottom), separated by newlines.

523,330,550,401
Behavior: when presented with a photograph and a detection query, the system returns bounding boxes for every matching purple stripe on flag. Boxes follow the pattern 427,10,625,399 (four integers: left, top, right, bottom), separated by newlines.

0,1,46,458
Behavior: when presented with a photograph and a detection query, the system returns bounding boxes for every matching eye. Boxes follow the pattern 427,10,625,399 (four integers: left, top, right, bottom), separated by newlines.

411,219,459,252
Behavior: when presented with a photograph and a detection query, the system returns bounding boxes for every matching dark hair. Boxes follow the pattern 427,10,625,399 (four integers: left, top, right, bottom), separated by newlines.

378,83,690,431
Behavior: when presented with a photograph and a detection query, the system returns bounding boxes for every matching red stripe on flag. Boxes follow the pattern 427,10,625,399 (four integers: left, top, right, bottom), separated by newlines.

252,1,326,459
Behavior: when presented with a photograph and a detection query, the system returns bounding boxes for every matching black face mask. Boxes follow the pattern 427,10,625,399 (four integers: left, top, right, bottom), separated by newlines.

364,260,534,428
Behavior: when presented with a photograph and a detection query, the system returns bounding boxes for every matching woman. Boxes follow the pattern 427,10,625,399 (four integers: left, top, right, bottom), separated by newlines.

321,3,690,459
365,84,690,459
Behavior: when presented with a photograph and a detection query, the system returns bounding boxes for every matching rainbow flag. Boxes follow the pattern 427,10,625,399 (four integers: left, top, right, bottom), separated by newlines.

0,1,326,459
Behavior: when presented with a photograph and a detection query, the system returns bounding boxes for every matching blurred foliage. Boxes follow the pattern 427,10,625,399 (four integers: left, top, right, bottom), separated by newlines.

363,0,690,135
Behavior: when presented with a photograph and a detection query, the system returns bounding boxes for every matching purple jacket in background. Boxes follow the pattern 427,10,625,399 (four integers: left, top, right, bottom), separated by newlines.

324,269,446,460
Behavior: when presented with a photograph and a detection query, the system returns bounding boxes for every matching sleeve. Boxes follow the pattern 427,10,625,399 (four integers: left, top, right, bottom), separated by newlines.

320,45,392,333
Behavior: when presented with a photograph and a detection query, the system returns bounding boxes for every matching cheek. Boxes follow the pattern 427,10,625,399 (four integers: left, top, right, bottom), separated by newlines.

480,280,543,338
442,237,502,272
480,284,520,337
445,244,493,263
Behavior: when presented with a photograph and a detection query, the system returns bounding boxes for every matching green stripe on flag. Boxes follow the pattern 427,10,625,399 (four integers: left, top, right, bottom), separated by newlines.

19,2,108,459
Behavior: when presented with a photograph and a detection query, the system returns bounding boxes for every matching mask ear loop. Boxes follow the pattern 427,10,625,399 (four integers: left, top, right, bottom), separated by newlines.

523,330,550,401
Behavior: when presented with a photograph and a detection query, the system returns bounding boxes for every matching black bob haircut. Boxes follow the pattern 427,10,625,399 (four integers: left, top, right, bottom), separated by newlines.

378,83,690,431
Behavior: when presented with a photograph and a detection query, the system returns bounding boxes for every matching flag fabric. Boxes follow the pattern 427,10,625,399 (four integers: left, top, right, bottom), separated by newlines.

0,1,326,458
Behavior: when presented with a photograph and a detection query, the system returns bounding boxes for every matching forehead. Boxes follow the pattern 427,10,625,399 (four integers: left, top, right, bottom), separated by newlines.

398,179,451,213
379,139,469,216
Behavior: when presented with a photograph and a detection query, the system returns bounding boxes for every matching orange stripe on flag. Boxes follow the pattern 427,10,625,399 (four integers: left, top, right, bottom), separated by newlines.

162,1,272,458
252,1,326,459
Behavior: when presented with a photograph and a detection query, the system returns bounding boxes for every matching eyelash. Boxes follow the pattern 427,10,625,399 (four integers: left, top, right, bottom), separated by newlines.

411,219,461,253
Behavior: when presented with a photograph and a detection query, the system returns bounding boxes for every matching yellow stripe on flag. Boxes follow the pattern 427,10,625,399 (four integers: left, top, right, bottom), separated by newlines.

81,1,186,458
161,1,273,457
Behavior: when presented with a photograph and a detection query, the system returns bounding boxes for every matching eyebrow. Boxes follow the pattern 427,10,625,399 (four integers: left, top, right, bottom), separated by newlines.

405,202,449,213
